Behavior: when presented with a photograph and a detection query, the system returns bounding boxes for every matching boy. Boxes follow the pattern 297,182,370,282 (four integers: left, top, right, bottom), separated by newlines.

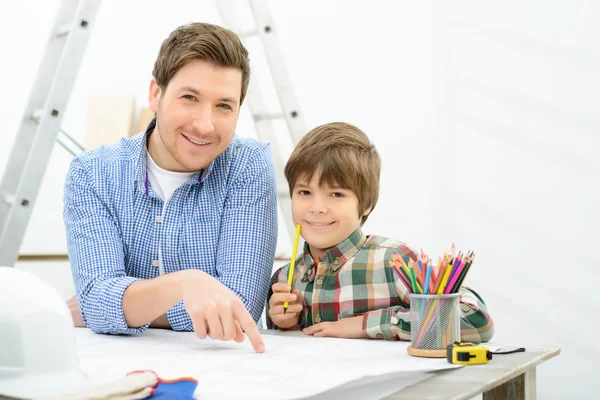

266,122,494,341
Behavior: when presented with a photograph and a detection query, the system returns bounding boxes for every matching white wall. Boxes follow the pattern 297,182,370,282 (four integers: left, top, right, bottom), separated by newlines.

432,1,599,398
2,0,598,398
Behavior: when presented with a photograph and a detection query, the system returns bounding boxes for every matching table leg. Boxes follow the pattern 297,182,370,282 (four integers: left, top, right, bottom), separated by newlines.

483,367,536,400
524,368,536,399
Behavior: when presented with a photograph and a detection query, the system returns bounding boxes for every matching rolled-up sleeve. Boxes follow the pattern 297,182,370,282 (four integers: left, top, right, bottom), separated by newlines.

64,158,150,335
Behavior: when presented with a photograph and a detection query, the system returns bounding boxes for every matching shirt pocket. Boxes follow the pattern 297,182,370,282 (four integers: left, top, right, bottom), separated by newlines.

177,201,220,274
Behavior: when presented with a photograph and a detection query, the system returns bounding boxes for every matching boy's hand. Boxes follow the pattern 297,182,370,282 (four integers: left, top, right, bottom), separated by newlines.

268,283,304,329
303,316,368,339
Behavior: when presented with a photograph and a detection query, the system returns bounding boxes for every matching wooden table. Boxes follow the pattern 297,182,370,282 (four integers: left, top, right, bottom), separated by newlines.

384,346,560,400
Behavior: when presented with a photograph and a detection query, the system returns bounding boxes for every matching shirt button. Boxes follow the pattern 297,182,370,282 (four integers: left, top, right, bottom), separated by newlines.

376,333,384,339
315,315,322,323
333,260,339,266
152,260,159,267
155,215,163,223
316,278,323,286
462,304,471,313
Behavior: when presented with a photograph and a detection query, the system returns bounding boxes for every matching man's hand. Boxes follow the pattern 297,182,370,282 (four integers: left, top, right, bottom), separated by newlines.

180,270,265,353
303,316,367,339
268,283,303,329
67,295,85,327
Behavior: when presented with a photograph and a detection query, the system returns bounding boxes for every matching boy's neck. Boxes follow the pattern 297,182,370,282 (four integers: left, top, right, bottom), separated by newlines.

308,245,326,260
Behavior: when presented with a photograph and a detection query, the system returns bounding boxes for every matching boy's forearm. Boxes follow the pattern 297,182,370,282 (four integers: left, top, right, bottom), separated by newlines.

363,301,494,342
458,288,495,342
364,307,411,341
122,271,187,328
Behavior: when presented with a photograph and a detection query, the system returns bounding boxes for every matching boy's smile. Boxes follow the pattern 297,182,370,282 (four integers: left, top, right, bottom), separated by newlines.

304,220,335,230
292,171,370,259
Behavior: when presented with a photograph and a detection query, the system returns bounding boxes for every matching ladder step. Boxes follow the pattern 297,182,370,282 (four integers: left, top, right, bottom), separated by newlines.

31,108,61,121
56,22,76,36
252,111,300,121
31,109,44,121
237,29,259,39
237,24,274,39
252,112,283,121
0,191,16,206
31,107,85,156
56,19,89,37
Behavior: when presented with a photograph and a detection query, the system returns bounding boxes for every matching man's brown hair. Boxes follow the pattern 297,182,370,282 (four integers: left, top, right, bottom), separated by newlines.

152,22,250,104
284,122,381,225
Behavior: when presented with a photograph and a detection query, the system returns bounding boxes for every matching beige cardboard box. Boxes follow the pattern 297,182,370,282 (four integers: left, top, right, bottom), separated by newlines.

136,108,155,134
84,94,135,150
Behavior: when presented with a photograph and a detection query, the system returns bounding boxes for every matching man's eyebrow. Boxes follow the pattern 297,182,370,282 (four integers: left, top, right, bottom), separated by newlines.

180,86,201,95
219,96,239,106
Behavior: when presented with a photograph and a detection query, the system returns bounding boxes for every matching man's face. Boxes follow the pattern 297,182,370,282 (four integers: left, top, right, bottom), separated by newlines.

148,59,242,172
291,171,370,259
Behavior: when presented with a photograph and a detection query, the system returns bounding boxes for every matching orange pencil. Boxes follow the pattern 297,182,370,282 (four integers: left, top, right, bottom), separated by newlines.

429,267,437,293
410,259,424,289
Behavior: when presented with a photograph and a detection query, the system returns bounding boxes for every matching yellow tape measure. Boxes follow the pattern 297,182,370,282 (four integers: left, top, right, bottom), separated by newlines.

447,342,492,365
447,342,526,365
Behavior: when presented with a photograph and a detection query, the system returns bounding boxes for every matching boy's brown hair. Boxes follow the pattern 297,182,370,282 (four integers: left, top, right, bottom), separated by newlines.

152,22,251,105
284,122,381,225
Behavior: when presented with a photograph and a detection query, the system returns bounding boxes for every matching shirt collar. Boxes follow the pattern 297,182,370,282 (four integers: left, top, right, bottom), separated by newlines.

300,227,367,281
135,117,214,195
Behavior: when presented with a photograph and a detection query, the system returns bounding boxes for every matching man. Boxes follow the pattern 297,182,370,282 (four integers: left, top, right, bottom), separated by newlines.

64,22,278,353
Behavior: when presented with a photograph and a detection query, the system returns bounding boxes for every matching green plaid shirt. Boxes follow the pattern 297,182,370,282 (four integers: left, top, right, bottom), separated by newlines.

266,228,495,341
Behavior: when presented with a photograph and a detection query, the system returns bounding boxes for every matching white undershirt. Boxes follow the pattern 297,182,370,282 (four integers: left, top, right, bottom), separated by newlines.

146,152,195,274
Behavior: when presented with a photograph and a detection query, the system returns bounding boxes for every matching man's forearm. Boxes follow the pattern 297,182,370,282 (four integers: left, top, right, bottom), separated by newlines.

122,271,186,328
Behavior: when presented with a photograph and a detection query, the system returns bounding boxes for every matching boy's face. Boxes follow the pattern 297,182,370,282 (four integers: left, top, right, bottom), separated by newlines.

292,172,370,259
148,59,242,172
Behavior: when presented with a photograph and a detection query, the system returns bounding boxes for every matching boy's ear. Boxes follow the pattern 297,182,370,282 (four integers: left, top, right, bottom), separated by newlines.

362,206,372,217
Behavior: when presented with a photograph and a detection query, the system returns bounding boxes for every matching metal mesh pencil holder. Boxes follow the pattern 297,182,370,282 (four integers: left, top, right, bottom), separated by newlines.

407,293,461,358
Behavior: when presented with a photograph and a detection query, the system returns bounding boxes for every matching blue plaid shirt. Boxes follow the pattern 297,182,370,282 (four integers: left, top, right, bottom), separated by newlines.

63,119,278,334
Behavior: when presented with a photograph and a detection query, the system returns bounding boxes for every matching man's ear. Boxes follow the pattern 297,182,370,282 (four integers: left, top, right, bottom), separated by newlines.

148,78,161,113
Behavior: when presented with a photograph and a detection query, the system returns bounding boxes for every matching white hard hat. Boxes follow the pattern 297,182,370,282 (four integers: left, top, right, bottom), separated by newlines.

0,267,91,399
